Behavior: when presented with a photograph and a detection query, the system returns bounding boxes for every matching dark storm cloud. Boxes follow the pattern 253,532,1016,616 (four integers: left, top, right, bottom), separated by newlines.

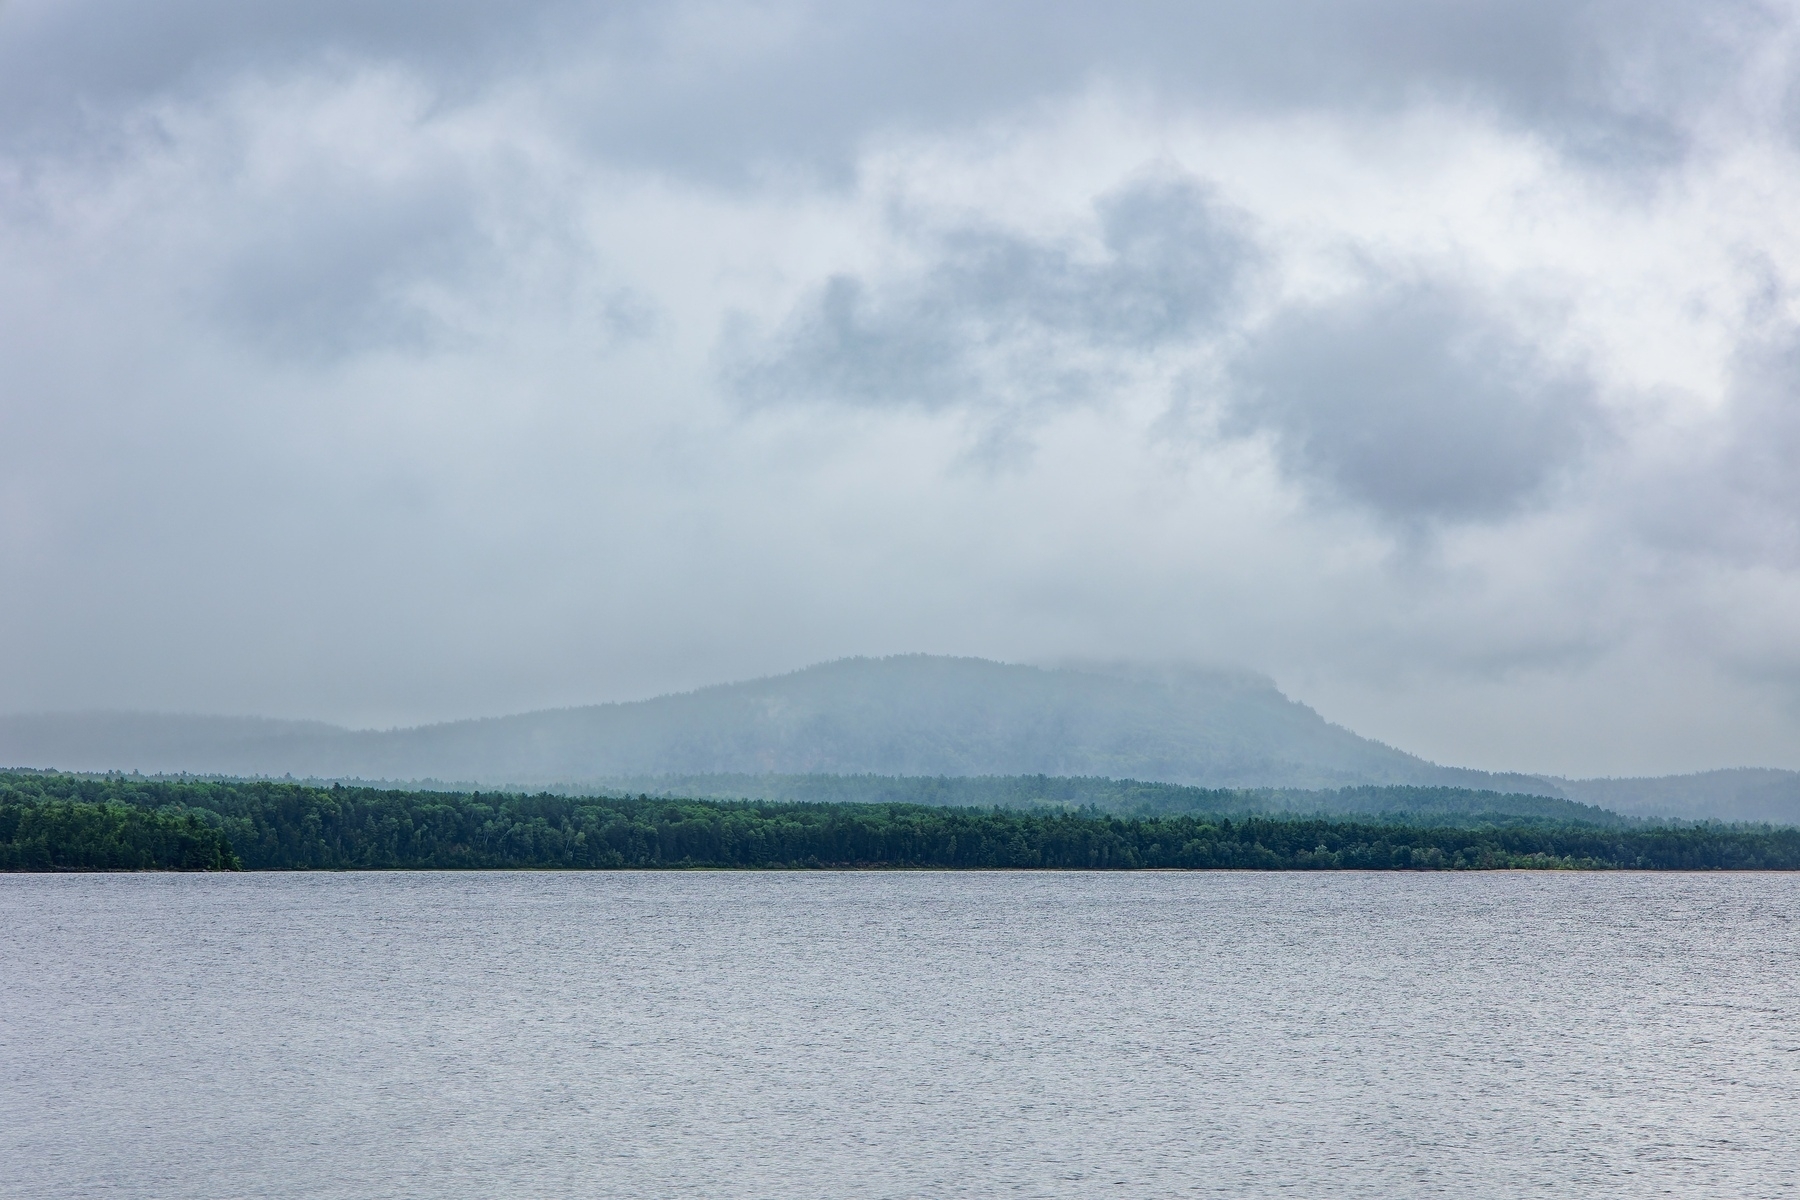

737,174,1254,410
1224,285,1606,524
0,0,1774,175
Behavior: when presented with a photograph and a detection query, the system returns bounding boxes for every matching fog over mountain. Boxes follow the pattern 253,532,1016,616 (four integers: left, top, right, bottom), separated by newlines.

6,656,1794,821
0,657,1453,786
1552,770,1800,825
4,2,1800,777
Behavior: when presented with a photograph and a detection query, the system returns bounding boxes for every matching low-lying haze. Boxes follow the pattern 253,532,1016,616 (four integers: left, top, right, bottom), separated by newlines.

4,1,1800,776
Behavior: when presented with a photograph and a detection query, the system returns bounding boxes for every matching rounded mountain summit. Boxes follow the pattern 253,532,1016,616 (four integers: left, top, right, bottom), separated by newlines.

2,656,1538,792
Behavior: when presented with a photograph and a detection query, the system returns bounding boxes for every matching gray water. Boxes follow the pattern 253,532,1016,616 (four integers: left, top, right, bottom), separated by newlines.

2,873,1797,1198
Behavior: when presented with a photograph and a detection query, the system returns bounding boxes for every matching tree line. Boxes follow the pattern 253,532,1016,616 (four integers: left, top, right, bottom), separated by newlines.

586,773,1621,824
3,771,1797,872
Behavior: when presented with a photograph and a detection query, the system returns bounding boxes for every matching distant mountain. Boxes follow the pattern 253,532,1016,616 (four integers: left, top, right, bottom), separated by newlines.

0,656,1555,794
0,712,347,777
1556,770,1800,824
3,655,1795,822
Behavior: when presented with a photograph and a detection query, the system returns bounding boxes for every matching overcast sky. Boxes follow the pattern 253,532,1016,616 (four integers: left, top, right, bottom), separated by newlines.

4,0,1800,776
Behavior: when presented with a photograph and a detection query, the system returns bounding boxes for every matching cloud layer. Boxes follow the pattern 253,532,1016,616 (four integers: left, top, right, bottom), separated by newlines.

738,174,1253,415
3,0,1800,775
1225,282,1605,523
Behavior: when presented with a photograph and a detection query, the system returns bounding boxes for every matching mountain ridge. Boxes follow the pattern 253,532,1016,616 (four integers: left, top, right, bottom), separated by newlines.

3,655,1795,821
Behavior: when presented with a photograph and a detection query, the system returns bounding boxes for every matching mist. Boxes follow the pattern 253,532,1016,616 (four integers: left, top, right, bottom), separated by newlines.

4,0,1800,776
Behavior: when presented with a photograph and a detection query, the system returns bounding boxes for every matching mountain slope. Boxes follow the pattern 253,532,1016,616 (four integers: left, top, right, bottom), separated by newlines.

0,712,347,777
1557,769,1800,824
0,656,1557,793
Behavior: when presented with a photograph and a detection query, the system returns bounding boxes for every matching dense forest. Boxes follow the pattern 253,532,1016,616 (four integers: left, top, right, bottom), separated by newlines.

0,792,239,870
3,771,1798,872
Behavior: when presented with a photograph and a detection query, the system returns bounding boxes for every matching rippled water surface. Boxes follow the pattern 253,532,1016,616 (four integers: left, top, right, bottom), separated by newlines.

3,872,1798,1198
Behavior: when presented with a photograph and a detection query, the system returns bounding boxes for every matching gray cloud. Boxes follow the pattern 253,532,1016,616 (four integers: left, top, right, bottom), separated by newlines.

1637,328,1800,568
209,163,486,359
0,1,589,142
1225,285,1606,524
738,173,1254,410
1729,335,1800,546
0,1,1777,177
1,0,1799,779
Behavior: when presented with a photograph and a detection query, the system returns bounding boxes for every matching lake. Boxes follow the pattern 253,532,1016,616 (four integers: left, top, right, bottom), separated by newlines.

3,872,1796,1198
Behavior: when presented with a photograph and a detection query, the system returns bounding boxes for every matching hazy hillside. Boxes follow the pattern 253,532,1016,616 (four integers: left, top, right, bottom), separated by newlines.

0,656,1554,793
3,655,1795,821
0,712,349,777
1557,770,1800,824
